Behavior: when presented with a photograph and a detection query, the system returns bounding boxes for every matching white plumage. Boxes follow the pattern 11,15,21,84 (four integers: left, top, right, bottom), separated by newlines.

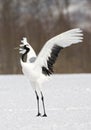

19,28,83,117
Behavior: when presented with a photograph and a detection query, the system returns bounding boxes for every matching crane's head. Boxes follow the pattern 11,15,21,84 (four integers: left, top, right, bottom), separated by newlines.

15,37,36,62
19,37,30,54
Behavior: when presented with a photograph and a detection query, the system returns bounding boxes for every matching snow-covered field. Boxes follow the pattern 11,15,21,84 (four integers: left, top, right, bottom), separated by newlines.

0,74,91,130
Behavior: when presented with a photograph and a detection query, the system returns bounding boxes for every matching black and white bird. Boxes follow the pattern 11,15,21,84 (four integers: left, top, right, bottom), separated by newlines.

19,28,83,117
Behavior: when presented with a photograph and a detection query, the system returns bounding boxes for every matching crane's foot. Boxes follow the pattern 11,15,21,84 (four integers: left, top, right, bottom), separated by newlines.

42,113,47,117
36,112,41,117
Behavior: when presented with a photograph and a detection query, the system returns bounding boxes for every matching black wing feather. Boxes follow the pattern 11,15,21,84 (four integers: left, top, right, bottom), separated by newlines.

42,45,63,76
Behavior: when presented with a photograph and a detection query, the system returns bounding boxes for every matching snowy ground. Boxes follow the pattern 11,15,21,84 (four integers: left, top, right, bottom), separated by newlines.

0,74,91,130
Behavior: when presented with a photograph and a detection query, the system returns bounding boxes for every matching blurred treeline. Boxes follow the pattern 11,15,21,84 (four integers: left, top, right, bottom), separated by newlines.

0,0,91,74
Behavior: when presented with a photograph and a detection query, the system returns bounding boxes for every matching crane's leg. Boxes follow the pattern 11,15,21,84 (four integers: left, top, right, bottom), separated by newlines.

41,91,47,117
35,90,41,116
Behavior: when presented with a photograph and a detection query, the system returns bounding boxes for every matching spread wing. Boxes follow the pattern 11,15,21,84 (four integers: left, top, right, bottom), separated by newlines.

34,28,83,75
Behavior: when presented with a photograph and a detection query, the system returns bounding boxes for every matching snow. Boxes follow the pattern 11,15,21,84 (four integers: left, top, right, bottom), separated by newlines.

0,74,91,130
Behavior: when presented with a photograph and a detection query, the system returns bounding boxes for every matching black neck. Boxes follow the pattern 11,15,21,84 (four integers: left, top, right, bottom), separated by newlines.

21,46,30,62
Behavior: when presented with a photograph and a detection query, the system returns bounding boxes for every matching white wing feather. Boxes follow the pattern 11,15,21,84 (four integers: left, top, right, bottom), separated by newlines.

34,28,83,69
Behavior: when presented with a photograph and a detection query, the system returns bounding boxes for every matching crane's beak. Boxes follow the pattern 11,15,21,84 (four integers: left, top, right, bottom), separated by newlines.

14,43,25,50
14,47,19,50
